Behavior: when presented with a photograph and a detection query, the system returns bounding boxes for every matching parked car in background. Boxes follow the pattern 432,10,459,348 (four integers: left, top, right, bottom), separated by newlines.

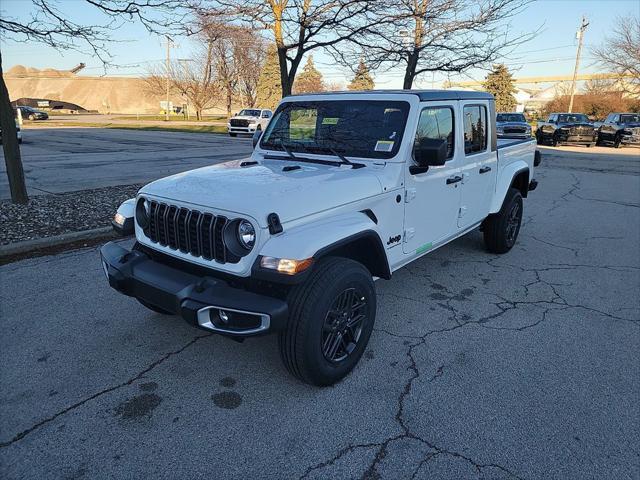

536,113,597,147
16,106,49,121
228,108,272,137
496,112,531,139
597,113,640,148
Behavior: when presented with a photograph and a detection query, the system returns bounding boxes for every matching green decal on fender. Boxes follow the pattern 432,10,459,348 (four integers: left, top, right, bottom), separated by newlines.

416,242,433,254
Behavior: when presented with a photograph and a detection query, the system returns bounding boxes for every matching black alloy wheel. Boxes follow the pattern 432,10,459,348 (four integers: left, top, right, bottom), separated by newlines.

505,201,522,247
321,287,367,363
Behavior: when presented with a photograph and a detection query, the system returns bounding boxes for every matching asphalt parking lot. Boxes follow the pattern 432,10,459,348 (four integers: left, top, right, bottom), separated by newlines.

1,144,639,479
0,128,253,199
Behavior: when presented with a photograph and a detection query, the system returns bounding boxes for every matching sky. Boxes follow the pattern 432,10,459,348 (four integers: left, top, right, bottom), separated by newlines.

1,0,639,89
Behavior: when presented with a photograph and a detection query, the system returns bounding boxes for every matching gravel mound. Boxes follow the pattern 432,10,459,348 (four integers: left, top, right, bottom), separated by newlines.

0,184,142,245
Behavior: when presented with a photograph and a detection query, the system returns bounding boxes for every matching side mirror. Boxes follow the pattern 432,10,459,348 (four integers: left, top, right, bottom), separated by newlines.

252,129,263,149
415,138,448,167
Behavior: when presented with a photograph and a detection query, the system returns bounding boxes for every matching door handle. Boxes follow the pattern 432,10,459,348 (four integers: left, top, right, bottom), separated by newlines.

446,175,462,185
479,166,492,174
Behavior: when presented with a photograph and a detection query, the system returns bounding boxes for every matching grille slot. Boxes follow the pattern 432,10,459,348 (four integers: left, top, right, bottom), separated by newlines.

570,126,593,135
146,201,236,264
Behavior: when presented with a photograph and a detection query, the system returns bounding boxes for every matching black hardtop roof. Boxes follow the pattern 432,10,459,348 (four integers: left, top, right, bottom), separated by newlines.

288,89,494,101
550,112,589,115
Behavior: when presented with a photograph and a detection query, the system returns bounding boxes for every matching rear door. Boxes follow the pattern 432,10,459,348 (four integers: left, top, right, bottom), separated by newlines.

403,103,462,255
458,102,497,228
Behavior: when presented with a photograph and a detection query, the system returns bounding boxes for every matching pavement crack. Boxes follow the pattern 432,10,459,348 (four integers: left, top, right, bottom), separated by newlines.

0,333,213,448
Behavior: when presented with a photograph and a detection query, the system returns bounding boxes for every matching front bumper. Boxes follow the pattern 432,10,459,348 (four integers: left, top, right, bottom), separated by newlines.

100,242,288,337
498,132,530,139
621,134,640,146
556,133,596,144
228,125,258,134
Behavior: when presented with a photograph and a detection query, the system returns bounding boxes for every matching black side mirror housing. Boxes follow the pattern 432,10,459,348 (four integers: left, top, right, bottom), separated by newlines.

252,129,263,149
415,138,448,167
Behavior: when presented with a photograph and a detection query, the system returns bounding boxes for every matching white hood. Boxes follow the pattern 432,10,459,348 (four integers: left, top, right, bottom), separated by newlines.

139,158,384,227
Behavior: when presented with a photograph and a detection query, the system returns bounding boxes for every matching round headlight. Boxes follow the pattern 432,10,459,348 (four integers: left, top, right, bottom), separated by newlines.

237,220,255,249
136,197,150,228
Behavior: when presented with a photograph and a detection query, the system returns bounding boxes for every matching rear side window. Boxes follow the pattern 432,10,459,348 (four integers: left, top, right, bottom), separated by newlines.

415,107,455,159
463,105,487,154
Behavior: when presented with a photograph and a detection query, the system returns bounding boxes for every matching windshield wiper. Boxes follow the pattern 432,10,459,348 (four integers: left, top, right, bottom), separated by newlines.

328,147,365,169
279,139,298,159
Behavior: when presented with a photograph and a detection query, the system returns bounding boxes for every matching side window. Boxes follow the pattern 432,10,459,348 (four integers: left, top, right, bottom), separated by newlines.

613,114,620,124
463,105,487,155
262,111,272,118
414,107,455,159
605,114,613,123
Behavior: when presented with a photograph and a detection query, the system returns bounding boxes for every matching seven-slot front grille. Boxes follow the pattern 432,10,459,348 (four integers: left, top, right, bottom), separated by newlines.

230,119,250,127
146,200,231,263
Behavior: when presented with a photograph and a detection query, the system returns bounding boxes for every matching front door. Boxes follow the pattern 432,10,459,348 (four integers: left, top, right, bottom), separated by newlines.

458,102,497,228
403,104,462,255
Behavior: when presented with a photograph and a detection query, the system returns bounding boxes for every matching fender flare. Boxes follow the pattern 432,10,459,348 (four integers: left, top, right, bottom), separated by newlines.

490,163,530,213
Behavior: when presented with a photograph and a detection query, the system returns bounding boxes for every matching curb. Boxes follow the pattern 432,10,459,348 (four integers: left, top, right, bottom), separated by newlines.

0,226,116,257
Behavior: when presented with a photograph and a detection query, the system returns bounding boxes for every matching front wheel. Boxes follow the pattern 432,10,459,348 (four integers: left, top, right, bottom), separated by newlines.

28,114,36,121
279,257,376,386
614,136,622,148
483,188,523,254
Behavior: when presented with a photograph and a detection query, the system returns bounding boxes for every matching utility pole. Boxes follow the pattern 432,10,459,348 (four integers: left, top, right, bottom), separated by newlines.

165,36,172,121
568,16,589,113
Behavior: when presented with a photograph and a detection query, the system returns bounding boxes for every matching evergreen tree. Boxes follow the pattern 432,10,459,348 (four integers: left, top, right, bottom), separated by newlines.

256,44,282,109
483,64,517,111
348,60,375,90
293,56,325,94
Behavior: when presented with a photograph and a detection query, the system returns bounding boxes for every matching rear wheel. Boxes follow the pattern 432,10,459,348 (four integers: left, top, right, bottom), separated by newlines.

279,257,376,386
483,188,523,254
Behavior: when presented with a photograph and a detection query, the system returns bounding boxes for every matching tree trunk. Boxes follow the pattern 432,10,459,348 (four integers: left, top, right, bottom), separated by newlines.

0,53,28,204
226,87,233,118
403,51,419,90
277,46,291,97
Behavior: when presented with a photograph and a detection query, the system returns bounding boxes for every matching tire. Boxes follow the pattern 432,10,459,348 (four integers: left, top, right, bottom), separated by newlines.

18,138,23,144
28,114,36,121
614,136,622,148
551,136,559,147
535,131,543,145
137,298,173,315
229,133,237,137
483,188,523,254
587,143,595,148
279,257,376,386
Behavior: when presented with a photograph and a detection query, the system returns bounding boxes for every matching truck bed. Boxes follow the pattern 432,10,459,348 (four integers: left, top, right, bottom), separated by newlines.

497,137,535,149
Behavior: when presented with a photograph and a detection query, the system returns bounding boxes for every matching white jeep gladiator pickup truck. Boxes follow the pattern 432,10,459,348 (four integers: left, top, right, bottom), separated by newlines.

102,90,540,386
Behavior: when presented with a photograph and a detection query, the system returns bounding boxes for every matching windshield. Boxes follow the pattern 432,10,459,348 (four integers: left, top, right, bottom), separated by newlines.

620,114,640,123
239,109,261,117
260,100,410,159
557,114,589,123
497,113,526,123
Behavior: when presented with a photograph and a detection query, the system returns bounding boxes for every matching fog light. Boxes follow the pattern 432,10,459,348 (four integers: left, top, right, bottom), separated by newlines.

219,310,230,323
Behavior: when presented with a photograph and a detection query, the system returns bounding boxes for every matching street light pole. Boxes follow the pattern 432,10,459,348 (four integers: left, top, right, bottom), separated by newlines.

165,36,172,121
568,16,589,113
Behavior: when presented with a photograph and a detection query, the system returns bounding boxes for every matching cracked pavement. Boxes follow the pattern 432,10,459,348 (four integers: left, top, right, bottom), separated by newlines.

1,146,639,479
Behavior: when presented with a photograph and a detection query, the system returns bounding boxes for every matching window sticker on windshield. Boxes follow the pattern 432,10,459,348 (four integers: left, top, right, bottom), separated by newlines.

375,140,394,152
322,117,339,125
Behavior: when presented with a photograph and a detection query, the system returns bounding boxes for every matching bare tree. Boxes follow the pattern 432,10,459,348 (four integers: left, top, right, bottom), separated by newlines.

0,0,193,204
234,31,266,107
202,0,383,97
592,16,640,96
144,43,222,120
332,0,534,89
